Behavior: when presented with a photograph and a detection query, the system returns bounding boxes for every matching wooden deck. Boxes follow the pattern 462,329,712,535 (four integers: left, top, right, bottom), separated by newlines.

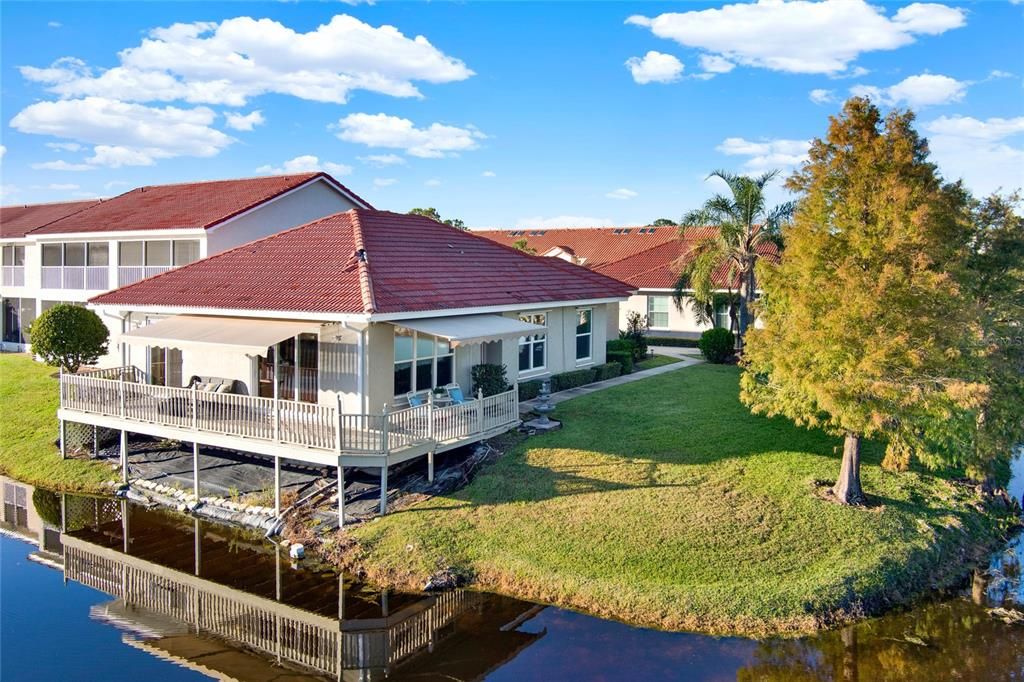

59,368,520,469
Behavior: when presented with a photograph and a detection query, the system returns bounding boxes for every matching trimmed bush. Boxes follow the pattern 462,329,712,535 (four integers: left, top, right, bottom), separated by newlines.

593,362,622,381
648,336,700,348
518,379,543,401
551,368,597,392
29,304,109,373
620,311,649,360
607,338,636,355
607,350,634,374
698,328,735,363
471,363,510,397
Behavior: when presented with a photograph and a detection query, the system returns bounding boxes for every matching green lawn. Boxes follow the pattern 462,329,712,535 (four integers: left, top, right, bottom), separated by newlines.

634,353,683,371
0,354,115,492
350,364,1009,635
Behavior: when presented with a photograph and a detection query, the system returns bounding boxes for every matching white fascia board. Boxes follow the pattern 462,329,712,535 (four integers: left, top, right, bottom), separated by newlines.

31,228,206,242
88,303,369,324
367,296,630,322
205,176,369,235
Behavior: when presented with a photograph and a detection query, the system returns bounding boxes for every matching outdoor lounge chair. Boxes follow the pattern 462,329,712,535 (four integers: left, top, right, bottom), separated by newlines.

443,383,468,405
405,389,432,407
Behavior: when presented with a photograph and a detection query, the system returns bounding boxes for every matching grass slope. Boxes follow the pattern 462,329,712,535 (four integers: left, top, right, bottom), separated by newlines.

634,354,683,371
350,364,1009,635
0,354,114,492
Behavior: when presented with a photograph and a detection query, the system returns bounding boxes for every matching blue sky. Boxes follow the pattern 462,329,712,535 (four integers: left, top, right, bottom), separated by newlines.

1,1,1022,228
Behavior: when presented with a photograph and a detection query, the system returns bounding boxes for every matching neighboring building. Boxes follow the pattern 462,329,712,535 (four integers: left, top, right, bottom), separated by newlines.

476,226,777,338
0,173,371,354
63,209,633,520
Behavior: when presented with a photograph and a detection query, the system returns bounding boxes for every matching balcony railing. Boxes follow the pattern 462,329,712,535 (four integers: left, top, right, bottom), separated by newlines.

59,368,520,458
41,266,109,290
117,265,171,287
1,266,25,287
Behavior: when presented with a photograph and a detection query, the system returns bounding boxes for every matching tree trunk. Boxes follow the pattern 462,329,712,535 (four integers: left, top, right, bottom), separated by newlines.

737,266,756,352
833,433,866,505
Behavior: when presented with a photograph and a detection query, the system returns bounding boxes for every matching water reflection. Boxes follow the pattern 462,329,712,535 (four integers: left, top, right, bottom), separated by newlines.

2,473,1023,682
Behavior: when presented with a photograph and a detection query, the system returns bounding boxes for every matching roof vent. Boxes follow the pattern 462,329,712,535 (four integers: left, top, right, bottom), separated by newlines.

355,248,367,262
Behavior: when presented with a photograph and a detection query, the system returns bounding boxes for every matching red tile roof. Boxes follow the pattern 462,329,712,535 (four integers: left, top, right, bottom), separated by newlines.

28,173,371,236
595,229,780,290
473,227,677,266
90,210,635,315
0,199,101,239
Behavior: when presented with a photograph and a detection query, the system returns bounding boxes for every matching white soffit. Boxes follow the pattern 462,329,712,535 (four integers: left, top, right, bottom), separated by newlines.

120,315,319,357
392,314,545,347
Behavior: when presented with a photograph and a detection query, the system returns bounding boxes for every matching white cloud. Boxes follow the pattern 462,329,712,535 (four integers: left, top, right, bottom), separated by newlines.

45,142,83,152
373,177,398,187
358,153,406,167
625,51,684,84
0,145,5,160
481,170,496,177
104,180,131,191
224,110,265,131
11,97,233,167
850,73,967,108
255,154,353,176
20,15,473,106
32,183,80,191
924,115,1024,195
627,0,965,75
31,160,95,171
48,21,61,28
809,88,836,105
606,188,638,200
335,113,485,158
515,215,616,229
699,54,735,74
717,136,811,172
424,178,442,187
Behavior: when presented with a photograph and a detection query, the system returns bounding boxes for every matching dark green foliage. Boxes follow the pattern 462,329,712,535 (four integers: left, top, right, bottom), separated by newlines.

698,328,735,364
407,207,467,230
606,338,636,355
619,310,649,360
647,336,700,348
607,350,634,374
519,380,543,401
551,369,596,392
471,363,510,397
29,304,109,373
32,488,61,527
593,362,623,381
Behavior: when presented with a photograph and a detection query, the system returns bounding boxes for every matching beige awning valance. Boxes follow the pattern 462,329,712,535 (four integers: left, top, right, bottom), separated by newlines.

120,316,320,357
393,314,546,347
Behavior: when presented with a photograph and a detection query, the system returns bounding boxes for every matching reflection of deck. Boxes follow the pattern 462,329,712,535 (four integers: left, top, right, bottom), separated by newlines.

60,370,520,469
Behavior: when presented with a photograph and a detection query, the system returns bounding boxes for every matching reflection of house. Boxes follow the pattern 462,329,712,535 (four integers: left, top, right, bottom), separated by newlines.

476,226,777,338
1,173,369,354
60,501,543,681
59,209,632,521
0,475,64,564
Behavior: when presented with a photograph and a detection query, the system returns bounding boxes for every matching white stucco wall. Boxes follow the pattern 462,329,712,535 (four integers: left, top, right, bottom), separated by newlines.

619,291,712,338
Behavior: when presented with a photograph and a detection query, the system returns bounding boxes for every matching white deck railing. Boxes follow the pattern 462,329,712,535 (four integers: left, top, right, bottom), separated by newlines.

1,265,25,287
59,369,520,458
40,266,108,290
117,265,171,287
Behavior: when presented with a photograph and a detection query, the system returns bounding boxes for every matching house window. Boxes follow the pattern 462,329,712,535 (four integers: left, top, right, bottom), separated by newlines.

173,240,200,266
575,308,592,362
647,296,670,329
2,245,25,266
3,482,28,528
149,346,183,387
119,241,144,266
518,313,547,373
715,303,733,331
393,328,454,396
2,297,35,344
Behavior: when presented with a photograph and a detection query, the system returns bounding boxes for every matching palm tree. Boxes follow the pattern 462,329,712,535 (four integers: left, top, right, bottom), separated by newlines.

673,169,793,351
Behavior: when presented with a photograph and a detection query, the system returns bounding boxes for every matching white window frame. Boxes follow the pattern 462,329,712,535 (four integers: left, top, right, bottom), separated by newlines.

575,307,593,365
517,312,548,376
393,329,455,397
647,295,670,329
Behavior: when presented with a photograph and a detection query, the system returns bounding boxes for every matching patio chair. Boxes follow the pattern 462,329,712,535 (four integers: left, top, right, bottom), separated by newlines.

443,383,468,405
405,389,431,407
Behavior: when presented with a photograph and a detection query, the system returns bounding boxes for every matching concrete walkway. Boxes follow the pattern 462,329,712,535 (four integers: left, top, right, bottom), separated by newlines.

520,348,702,413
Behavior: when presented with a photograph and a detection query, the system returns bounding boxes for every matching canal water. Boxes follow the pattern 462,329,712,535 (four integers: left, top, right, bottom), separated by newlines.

1,455,1022,681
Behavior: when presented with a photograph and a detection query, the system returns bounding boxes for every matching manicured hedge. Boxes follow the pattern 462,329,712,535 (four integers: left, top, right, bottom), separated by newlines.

518,379,543,401
647,336,700,348
606,350,634,374
551,368,597,392
698,328,736,363
593,362,622,381
517,362,624,401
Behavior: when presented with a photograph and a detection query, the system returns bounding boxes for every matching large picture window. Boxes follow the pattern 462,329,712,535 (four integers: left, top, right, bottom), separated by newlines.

394,328,454,396
575,308,592,362
518,313,547,373
647,295,670,329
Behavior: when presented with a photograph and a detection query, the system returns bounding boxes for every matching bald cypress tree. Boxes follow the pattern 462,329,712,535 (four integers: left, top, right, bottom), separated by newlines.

740,98,989,505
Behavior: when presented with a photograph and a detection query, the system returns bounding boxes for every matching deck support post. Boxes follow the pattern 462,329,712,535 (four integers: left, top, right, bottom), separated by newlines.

427,450,435,483
427,393,435,482
93,425,99,458
120,429,128,483
476,389,485,433
337,463,345,528
273,343,280,442
193,441,200,500
379,463,388,517
59,419,66,459
274,456,281,517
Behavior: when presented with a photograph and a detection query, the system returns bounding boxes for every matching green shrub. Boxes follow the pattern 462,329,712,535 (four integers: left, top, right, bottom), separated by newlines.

607,338,636,355
32,489,61,527
648,336,700,348
620,311,649,360
607,350,634,374
551,368,596,392
29,304,109,373
471,363,510,397
698,328,735,363
518,379,543,401
593,362,622,381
